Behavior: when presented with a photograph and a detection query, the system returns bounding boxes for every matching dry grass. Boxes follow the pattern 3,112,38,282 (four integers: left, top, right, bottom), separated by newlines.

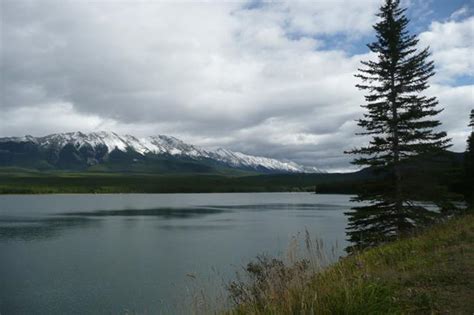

217,214,474,315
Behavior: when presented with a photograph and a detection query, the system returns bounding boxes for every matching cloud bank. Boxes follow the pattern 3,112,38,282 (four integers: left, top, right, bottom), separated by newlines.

1,0,472,171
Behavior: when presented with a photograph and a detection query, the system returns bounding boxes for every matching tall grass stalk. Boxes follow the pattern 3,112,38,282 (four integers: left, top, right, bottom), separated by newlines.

190,214,474,314
222,231,349,314
221,215,474,314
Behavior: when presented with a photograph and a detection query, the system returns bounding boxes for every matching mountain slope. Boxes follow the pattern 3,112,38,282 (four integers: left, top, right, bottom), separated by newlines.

0,131,322,174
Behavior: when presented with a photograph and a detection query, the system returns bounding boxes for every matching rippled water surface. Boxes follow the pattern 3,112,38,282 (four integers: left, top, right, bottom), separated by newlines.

0,193,352,314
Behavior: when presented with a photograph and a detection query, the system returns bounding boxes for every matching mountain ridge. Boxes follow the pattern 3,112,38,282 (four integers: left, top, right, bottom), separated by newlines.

0,131,322,174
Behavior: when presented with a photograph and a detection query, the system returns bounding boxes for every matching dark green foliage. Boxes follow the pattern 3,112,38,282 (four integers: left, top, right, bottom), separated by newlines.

346,0,451,251
227,255,310,308
464,109,474,206
0,151,464,194
0,169,372,194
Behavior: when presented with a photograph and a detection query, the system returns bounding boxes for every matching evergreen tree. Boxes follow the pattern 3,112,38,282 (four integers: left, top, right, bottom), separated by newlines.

345,0,451,251
465,109,474,207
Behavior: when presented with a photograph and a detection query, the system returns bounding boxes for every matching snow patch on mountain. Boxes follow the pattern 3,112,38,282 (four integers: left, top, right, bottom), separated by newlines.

0,131,322,173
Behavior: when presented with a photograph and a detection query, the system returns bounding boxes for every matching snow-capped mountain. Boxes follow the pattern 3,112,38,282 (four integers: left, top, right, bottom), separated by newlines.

0,131,321,173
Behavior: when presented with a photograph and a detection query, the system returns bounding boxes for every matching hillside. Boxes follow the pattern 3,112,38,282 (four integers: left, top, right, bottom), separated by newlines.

0,169,368,194
0,131,321,174
225,214,474,314
0,150,464,194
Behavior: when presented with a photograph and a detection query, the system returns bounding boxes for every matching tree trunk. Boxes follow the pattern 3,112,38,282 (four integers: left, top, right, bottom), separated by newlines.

391,71,403,232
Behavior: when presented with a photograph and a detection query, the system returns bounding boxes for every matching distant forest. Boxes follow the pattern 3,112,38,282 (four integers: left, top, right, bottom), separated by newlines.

0,150,466,195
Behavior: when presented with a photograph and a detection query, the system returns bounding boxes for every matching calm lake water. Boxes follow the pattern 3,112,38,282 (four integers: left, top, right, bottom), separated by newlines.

0,193,353,314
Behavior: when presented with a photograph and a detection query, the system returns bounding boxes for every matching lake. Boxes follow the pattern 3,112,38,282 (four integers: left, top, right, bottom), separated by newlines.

0,193,353,314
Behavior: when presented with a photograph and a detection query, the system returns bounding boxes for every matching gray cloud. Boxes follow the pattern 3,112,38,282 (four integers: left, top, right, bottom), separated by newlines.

0,0,472,171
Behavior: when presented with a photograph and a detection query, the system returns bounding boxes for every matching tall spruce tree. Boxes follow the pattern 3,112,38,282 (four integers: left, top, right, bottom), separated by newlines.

345,0,451,250
465,109,474,206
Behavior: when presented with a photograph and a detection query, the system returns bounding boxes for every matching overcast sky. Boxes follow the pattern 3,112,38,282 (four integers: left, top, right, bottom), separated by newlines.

1,0,473,171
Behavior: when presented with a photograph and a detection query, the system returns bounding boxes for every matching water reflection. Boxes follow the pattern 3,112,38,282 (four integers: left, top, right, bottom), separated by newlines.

0,203,343,242
157,224,234,231
0,216,99,241
63,207,225,218
59,203,340,218
206,203,344,211
293,213,326,218
0,193,351,314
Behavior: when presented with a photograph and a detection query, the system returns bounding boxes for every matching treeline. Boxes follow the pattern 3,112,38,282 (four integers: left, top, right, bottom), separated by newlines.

0,172,365,194
0,151,465,195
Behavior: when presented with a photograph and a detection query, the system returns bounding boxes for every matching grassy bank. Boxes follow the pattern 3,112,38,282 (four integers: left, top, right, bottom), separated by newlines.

225,214,474,314
0,169,368,194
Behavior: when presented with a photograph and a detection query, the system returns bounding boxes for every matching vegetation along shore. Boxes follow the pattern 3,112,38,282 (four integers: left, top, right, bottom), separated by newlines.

217,213,474,314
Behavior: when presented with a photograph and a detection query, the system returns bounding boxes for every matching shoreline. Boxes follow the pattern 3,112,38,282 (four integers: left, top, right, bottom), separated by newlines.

224,213,474,314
